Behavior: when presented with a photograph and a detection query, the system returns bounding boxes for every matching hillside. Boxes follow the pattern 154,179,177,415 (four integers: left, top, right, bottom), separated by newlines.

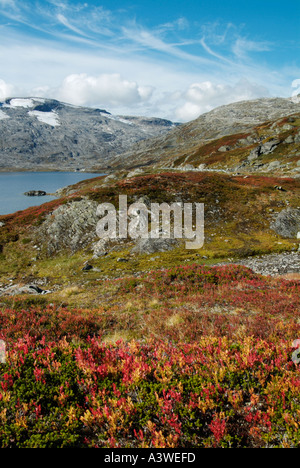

0,98,177,171
0,169,299,448
0,97,299,448
0,170,299,291
111,97,300,176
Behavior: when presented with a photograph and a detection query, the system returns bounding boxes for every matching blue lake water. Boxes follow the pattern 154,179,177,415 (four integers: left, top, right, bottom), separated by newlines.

0,172,105,215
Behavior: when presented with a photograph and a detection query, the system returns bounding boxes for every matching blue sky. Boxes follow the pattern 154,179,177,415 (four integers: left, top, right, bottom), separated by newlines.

0,0,299,121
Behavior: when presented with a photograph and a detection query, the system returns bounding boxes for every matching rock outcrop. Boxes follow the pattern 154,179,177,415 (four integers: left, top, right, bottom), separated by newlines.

38,199,99,254
271,208,300,238
0,283,52,296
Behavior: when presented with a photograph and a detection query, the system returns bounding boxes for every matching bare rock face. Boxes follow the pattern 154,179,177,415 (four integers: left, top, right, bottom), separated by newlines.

271,208,300,238
0,97,177,171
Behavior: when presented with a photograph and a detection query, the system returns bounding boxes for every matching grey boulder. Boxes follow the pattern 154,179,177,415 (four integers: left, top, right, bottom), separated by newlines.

271,208,300,238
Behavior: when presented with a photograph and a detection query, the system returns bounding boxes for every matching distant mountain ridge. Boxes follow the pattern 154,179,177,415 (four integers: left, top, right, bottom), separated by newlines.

0,97,177,171
111,96,300,176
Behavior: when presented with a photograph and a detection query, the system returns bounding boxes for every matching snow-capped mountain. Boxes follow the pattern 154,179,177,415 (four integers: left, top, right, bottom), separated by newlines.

0,98,177,171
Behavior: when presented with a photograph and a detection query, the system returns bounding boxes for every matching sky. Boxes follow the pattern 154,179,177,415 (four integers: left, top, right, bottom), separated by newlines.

0,0,299,121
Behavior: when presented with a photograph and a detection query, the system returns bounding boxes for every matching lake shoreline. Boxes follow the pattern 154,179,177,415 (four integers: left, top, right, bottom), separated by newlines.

0,167,107,173
0,171,105,216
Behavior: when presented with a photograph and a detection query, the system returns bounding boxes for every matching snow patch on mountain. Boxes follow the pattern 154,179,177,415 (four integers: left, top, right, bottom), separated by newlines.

101,112,133,126
2,98,46,109
5,98,35,108
0,110,9,120
28,110,60,127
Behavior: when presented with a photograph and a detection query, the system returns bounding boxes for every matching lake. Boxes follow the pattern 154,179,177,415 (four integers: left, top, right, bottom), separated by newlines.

0,172,105,215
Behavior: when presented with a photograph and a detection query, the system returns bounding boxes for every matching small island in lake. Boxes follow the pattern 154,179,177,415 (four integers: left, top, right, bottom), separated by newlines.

24,190,47,197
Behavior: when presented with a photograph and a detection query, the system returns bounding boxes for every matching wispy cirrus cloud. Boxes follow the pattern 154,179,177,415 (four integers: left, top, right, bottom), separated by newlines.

0,0,17,8
199,37,235,65
0,0,114,40
232,38,272,59
121,22,224,69
0,0,25,22
154,16,190,35
0,1,298,121
51,2,114,38
121,25,191,59
199,21,273,63
56,13,89,37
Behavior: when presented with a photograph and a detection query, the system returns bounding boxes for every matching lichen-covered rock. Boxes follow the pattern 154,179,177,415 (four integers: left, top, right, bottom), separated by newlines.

127,168,144,178
295,131,300,143
92,238,110,259
218,145,231,152
39,199,99,254
270,208,300,238
0,284,51,296
284,135,294,144
248,147,260,161
260,139,281,154
267,160,281,171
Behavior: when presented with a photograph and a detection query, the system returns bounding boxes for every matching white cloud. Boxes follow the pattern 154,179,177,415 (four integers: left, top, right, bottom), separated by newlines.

156,17,189,34
0,3,296,122
0,79,15,100
200,37,234,65
57,73,154,108
122,24,212,65
0,0,16,7
233,38,271,59
174,79,269,121
56,13,89,37
175,102,202,122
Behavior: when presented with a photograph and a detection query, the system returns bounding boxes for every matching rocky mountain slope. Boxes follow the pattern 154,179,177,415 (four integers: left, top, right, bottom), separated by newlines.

111,97,300,176
0,98,177,171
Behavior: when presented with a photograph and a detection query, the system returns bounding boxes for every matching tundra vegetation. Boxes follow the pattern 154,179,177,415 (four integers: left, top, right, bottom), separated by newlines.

0,130,299,447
